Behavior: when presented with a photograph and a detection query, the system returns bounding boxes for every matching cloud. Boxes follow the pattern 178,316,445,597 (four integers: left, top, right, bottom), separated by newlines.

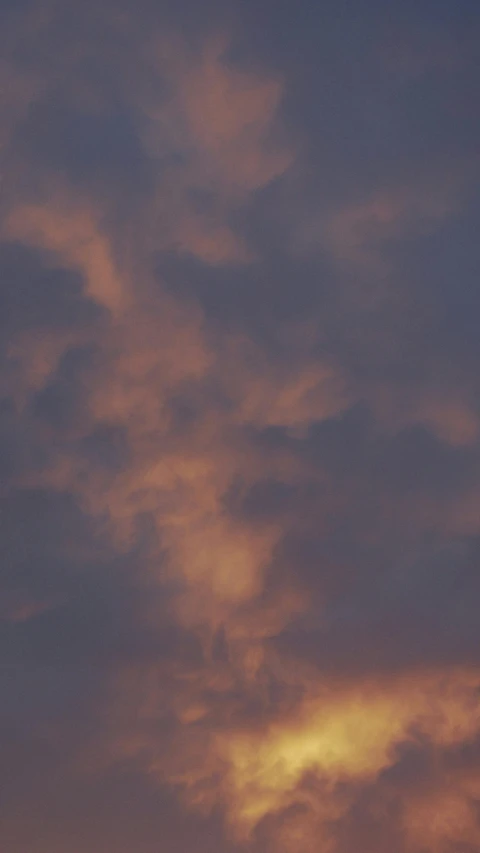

106,660,480,853
1,2,480,853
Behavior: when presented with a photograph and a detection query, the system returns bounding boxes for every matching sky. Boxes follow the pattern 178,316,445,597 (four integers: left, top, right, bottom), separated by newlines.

1,1,480,851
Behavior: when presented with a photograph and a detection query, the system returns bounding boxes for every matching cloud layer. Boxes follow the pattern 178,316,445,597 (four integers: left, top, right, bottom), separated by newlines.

1,2,480,852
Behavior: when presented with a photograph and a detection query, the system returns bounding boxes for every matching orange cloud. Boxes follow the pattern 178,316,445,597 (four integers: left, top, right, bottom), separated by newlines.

6,202,127,315
131,32,294,265
149,33,292,195
105,661,480,852
295,169,474,280
5,183,480,853
2,197,319,638
2,13,480,853
404,784,480,852
367,381,480,449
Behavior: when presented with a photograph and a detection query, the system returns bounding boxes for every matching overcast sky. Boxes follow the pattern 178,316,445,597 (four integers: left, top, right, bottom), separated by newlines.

1,2,480,852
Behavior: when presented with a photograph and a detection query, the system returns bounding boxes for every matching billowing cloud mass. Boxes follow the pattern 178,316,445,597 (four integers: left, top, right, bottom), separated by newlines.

1,1,480,852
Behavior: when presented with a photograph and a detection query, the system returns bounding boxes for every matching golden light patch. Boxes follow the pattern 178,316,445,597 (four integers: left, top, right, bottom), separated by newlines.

180,670,480,837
